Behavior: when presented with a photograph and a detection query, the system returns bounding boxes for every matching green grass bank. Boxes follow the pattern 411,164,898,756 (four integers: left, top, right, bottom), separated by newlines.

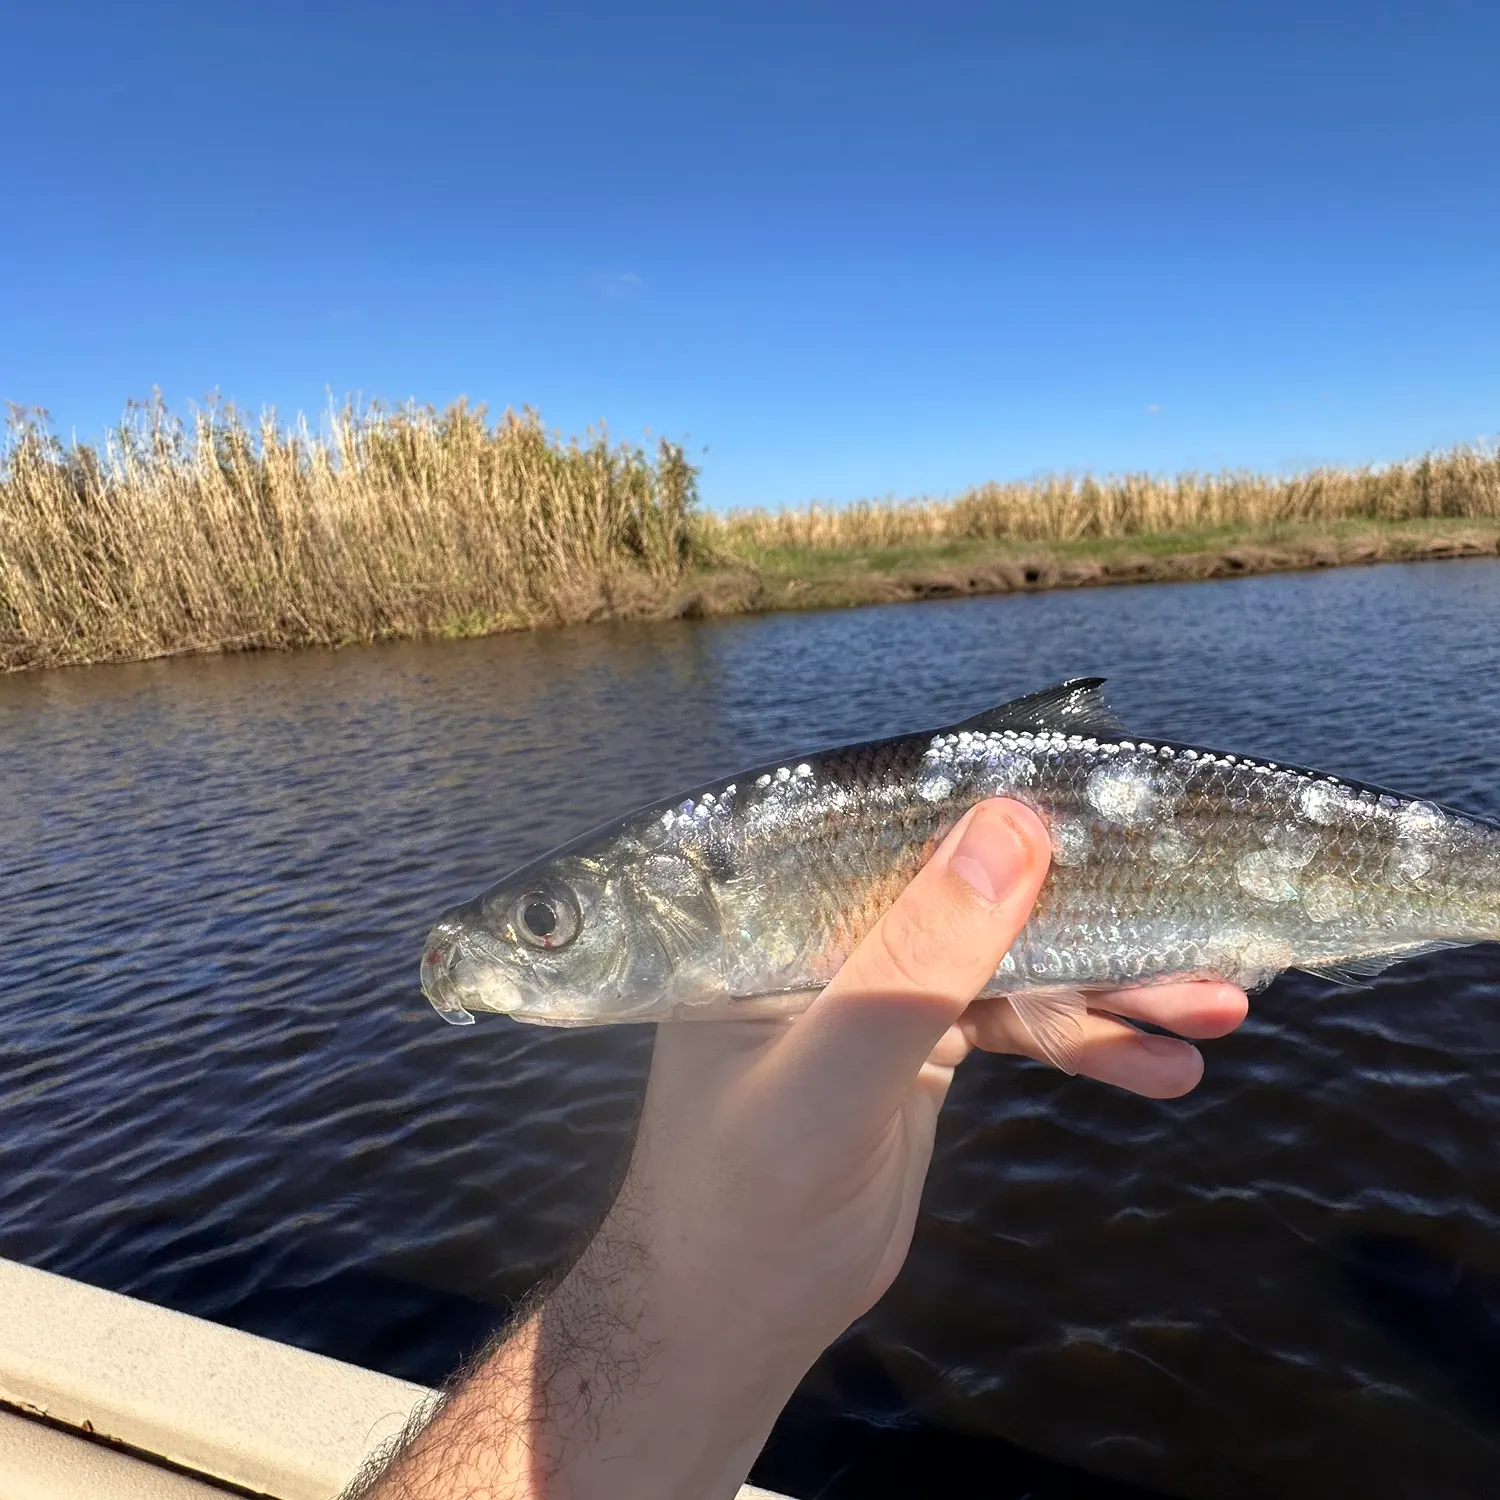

3,398,1499,672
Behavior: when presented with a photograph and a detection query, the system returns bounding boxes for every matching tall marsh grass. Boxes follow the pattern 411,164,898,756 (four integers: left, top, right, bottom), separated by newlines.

0,398,700,671
703,447,1500,553
4,394,1499,673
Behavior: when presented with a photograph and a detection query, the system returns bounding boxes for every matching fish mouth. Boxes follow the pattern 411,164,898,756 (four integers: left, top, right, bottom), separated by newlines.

420,933,476,1025
421,922,527,1026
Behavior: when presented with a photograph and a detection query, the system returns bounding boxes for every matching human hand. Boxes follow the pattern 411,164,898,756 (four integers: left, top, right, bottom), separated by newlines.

364,798,1247,1500
625,797,1248,1381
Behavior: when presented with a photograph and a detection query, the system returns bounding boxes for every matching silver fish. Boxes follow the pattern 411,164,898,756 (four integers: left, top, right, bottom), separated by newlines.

419,679,1500,1066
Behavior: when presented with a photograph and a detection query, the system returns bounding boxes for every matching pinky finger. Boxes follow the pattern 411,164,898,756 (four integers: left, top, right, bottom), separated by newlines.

961,997,1205,1099
1066,1013,1204,1098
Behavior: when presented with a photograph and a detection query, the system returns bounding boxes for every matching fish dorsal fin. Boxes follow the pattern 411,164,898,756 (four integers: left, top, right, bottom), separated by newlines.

953,677,1127,738
1297,940,1470,988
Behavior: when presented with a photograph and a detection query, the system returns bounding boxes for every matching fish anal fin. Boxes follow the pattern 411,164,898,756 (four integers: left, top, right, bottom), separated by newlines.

955,678,1127,739
1006,987,1090,1075
1297,940,1470,988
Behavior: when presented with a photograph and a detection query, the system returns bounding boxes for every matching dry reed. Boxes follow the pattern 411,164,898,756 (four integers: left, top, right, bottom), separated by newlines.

5,394,1499,674
703,447,1500,553
0,397,700,672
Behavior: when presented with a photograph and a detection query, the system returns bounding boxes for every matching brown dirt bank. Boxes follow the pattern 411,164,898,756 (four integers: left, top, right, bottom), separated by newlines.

664,521,1500,621
5,521,1496,675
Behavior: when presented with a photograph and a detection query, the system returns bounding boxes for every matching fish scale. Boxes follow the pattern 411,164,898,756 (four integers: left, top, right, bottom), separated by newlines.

420,679,1500,1071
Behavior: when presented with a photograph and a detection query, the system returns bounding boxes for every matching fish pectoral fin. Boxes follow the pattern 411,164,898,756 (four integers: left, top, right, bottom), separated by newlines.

1297,940,1470,988
722,990,821,1019
1005,987,1091,1075
954,677,1128,739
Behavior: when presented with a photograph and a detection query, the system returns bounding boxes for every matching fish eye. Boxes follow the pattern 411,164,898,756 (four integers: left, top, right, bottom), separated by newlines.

509,888,580,950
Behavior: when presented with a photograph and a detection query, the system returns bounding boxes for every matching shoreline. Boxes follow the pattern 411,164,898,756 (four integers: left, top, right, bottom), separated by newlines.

7,399,1499,674
4,518,1498,674
670,516,1500,621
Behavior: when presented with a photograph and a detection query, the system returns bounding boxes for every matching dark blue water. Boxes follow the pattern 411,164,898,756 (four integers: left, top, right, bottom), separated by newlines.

3,559,1500,1499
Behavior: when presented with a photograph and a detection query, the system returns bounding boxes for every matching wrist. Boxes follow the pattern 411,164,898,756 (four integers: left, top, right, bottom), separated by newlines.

372,1206,805,1500
529,1198,805,1499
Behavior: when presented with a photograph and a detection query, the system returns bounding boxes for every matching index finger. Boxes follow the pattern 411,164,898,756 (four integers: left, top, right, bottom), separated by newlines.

781,798,1051,1118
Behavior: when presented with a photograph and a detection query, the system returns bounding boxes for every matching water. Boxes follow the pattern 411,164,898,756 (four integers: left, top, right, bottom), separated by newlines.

3,559,1500,1499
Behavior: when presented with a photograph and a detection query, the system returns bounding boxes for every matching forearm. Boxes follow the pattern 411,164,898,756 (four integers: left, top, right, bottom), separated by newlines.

360,1199,802,1500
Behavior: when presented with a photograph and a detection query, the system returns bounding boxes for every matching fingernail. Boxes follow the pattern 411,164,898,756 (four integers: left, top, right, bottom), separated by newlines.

950,808,1028,903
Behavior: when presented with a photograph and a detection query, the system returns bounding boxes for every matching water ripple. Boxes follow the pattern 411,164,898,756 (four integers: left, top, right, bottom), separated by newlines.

4,561,1500,1498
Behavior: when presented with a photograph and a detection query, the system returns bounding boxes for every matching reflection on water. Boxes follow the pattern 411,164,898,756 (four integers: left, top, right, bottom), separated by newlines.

3,559,1500,1499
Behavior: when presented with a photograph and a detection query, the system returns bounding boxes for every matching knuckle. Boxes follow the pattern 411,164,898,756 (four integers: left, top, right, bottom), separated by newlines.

961,1003,1016,1055
875,894,960,990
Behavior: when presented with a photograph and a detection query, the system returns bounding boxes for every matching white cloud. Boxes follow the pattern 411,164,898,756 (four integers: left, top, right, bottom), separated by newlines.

597,271,644,299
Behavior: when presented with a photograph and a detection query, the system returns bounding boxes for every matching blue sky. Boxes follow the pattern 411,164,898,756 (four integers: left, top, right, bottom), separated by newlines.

2,0,1497,509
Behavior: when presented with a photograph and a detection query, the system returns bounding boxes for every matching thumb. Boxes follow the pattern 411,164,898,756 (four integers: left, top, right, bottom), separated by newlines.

783,798,1051,1118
